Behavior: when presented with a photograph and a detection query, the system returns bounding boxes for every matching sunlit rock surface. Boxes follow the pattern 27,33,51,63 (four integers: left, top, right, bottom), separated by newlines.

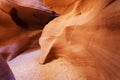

38,0,120,80
1,0,120,80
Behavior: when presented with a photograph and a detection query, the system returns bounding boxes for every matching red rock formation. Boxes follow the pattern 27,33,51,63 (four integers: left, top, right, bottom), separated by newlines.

38,0,120,80
1,0,120,80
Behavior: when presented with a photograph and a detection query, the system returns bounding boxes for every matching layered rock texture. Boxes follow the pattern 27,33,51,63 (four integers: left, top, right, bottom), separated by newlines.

0,0,120,80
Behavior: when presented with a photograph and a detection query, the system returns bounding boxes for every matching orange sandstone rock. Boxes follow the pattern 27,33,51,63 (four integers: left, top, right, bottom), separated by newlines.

39,0,120,80
7,0,120,80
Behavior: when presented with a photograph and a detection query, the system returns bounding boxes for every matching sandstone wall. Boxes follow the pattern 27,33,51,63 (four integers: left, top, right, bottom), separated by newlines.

0,0,120,80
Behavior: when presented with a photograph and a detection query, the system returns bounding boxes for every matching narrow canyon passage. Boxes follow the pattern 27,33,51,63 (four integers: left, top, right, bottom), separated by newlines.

0,0,120,80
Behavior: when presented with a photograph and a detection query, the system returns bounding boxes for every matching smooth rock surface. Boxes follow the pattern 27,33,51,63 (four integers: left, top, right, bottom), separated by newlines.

1,0,120,80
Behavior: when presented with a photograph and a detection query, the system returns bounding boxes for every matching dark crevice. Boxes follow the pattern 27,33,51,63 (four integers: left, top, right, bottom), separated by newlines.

43,48,59,64
10,8,28,29
49,11,60,21
105,0,116,8
10,8,59,30
43,54,59,64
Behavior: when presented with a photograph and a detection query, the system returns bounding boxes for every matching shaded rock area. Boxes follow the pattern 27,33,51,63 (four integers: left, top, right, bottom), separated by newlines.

0,0,58,60
0,0,58,80
0,0,120,80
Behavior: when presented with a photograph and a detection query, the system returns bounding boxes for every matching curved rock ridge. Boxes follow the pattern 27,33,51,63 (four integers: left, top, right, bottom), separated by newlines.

39,0,120,80
6,0,120,80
